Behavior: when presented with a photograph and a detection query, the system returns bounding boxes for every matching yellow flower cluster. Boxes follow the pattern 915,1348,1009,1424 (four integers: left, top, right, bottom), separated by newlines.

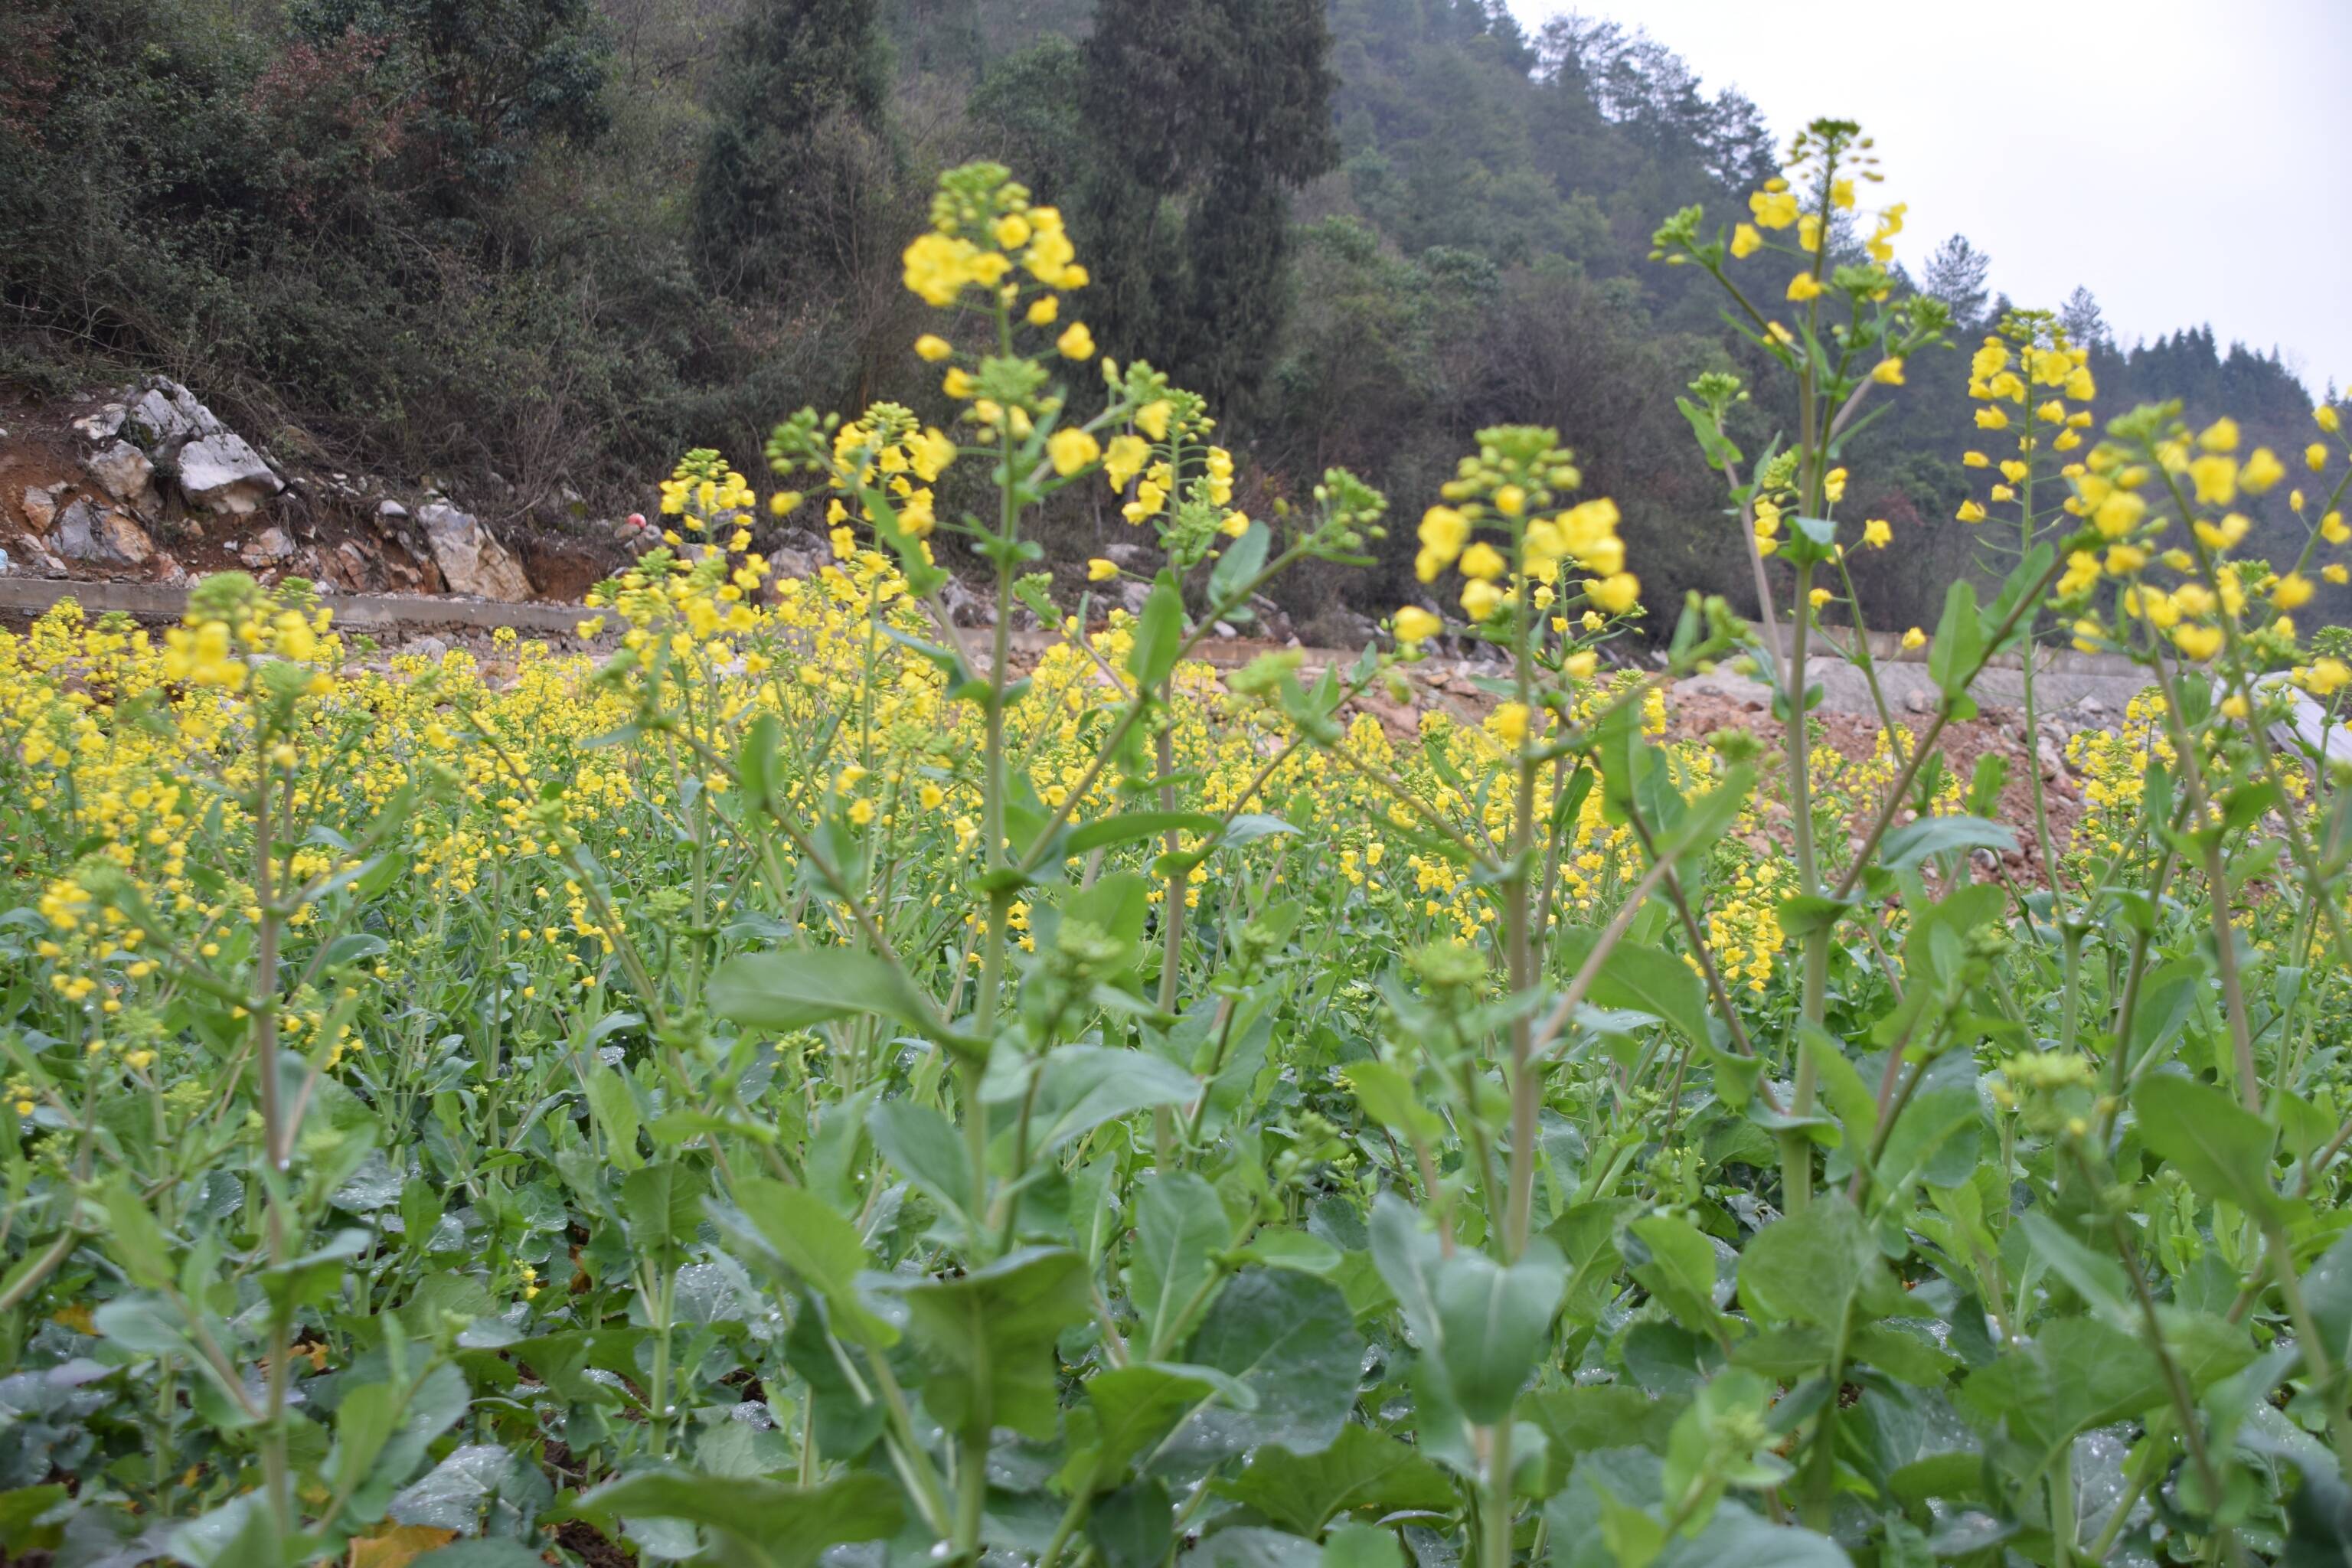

2060,403,2350,668
1409,429,1636,628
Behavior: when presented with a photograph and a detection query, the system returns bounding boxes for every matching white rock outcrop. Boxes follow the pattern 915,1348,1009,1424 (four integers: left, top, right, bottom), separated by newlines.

83,441,157,511
417,501,531,600
112,378,284,515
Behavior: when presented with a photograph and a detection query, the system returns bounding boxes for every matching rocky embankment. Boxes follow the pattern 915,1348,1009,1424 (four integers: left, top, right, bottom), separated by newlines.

1,378,609,600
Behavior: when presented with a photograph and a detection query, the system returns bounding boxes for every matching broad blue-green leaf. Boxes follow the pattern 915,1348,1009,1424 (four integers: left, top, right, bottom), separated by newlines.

1217,1422,1454,1536
728,1174,894,1346
388,1444,511,1532
1658,1501,1850,1568
890,1246,1090,1439
709,948,973,1057
2132,1073,2289,1223
413,1544,550,1568
1877,815,2015,873
1736,1196,1876,1330
1184,1527,1324,1568
1132,578,1184,688
1168,1268,1364,1463
562,1470,901,1568
1027,1046,1200,1156
1066,1361,1246,1491
1129,1172,1235,1358
1553,933,1709,1048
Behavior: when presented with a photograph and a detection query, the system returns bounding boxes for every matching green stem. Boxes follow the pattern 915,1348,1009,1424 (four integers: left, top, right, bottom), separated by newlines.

1481,1420,1515,1568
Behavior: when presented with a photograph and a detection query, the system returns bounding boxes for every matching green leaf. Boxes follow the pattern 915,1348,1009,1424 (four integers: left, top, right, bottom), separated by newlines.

708,947,975,1057
1655,765,1754,872
1132,577,1184,688
1091,1478,1174,1568
1189,1528,1326,1568
1067,812,1221,857
99,1174,174,1290
2302,1227,2352,1375
330,1383,398,1500
1772,896,1852,939
867,1100,977,1230
1658,1502,1850,1568
1553,933,1710,1048
1926,580,1983,698
1342,1060,1446,1145
2132,1073,2288,1223
1782,514,1838,567
729,1174,894,1347
1027,1046,1200,1156
1736,1196,1876,1329
562,1470,902,1568
0,1485,69,1556
1432,1239,1568,1423
1218,1423,1455,1536
1877,815,2016,874
412,1544,551,1568
890,1246,1091,1440
583,1065,643,1171
736,712,783,809
1128,1171,1235,1358
619,1161,707,1266
1661,1370,1789,1532
1373,1193,1565,1424
1210,519,1273,609
2015,1211,2132,1328
1067,1362,1236,1491
1846,1323,1960,1386
1802,1029,1875,1155
1869,1080,1981,1200
389,1442,512,1531
1173,1268,1364,1462
351,1362,472,1520
1623,1213,1725,1338
1322,1523,1407,1568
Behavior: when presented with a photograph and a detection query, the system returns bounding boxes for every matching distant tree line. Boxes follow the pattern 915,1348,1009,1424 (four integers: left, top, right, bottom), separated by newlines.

1,0,2337,629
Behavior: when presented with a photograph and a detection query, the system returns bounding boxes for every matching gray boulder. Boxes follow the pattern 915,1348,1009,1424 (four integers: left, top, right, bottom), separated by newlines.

54,499,155,567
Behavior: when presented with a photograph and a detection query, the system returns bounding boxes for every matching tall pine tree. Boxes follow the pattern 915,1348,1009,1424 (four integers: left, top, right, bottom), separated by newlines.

1073,0,1337,408
691,0,893,295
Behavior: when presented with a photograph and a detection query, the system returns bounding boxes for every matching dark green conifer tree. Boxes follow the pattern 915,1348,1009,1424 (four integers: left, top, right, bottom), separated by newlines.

1073,0,1338,407
691,0,894,295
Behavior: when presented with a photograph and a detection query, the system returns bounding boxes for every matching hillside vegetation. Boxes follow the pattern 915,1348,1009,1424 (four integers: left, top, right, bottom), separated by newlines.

6,36,2352,1568
0,0,2337,631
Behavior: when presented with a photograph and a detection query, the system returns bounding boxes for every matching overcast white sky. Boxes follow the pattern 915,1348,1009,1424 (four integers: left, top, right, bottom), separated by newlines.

1499,0,2352,394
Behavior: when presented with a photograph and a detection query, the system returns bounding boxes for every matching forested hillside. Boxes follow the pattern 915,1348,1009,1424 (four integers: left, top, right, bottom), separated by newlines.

3,0,2337,629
